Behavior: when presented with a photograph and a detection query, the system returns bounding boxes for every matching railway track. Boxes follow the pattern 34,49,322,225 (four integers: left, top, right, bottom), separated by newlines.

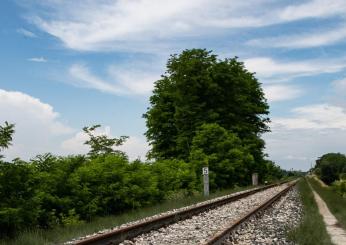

71,180,297,245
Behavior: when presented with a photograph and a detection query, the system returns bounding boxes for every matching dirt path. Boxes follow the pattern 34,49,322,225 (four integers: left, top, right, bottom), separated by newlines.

309,185,346,245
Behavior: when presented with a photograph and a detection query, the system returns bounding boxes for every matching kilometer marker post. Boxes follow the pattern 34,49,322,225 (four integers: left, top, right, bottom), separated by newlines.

202,167,209,197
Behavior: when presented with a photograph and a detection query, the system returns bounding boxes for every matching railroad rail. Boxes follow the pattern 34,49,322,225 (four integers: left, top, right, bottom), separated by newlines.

203,179,298,244
74,180,295,245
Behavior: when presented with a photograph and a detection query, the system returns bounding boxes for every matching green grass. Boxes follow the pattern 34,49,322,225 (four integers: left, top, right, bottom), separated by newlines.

308,177,346,230
1,184,261,245
288,178,332,245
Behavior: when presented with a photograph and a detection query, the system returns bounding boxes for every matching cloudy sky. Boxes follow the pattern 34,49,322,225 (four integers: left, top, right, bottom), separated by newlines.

1,0,346,171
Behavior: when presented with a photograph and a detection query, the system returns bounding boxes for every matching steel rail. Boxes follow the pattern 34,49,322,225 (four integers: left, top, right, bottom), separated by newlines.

202,180,298,245
74,181,290,245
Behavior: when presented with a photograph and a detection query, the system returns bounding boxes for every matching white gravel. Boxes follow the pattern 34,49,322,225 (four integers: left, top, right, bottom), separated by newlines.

121,184,289,245
65,185,273,244
226,187,302,245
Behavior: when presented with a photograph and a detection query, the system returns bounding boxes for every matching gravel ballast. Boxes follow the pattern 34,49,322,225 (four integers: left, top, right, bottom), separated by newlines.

121,184,289,245
226,187,302,245
65,185,275,244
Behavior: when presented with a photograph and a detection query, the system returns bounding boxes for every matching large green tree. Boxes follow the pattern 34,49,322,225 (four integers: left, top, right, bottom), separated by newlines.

144,49,269,162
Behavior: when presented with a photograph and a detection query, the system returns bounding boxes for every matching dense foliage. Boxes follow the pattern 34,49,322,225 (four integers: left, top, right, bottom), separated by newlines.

0,119,283,239
144,49,269,163
189,123,254,188
144,49,272,185
332,179,346,197
0,123,200,238
0,153,201,238
314,153,346,185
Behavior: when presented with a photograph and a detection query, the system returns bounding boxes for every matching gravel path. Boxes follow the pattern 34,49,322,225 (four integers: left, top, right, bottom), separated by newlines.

311,188,346,245
225,187,302,245
121,184,289,245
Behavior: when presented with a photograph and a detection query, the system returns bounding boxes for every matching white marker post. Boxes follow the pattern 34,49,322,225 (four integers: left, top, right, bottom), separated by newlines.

202,167,209,197
252,173,258,186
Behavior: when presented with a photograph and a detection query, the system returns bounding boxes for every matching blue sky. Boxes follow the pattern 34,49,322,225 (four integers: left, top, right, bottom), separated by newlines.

1,0,346,171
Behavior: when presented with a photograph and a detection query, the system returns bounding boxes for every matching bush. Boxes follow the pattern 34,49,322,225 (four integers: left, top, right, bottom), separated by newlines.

0,161,40,237
340,173,346,180
189,123,255,189
0,152,200,238
150,159,197,198
316,153,346,185
314,168,321,177
332,180,346,197
320,163,339,185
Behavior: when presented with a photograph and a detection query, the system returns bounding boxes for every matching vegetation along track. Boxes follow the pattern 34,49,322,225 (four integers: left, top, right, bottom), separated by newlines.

71,180,296,245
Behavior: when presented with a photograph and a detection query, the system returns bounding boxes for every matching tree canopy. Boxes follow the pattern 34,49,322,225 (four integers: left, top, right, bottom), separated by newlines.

144,49,270,163
315,153,346,184
83,125,128,158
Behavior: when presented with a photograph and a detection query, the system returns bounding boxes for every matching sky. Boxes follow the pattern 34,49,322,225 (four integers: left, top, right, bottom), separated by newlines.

1,0,346,171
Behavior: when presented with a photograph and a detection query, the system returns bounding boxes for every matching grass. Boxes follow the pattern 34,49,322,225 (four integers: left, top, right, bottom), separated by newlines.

308,177,346,230
287,178,332,245
1,184,262,245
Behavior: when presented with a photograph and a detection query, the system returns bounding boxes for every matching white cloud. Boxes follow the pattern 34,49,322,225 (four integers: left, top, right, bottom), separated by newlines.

61,127,149,161
279,0,346,21
107,64,159,95
69,64,124,94
118,136,150,161
24,0,346,52
272,104,346,130
264,127,346,171
29,0,207,51
0,89,73,160
264,84,303,102
17,28,37,38
28,57,47,62
284,155,310,161
333,78,346,92
68,56,346,96
61,130,88,155
326,77,346,107
264,102,346,170
247,25,346,49
244,57,346,81
0,89,149,161
69,63,160,95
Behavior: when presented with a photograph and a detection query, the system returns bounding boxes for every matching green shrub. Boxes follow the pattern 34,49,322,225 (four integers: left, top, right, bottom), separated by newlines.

150,159,197,197
189,123,254,189
316,153,346,185
61,209,85,226
332,180,346,197
340,173,346,180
